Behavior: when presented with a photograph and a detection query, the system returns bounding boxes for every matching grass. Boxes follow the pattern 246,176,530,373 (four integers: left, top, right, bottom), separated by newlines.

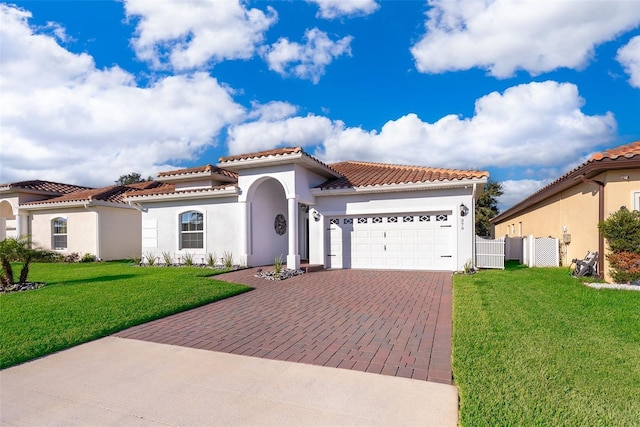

0,261,251,369
453,262,640,426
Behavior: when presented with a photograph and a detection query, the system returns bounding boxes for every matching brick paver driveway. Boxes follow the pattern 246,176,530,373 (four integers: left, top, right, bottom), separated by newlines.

116,268,453,384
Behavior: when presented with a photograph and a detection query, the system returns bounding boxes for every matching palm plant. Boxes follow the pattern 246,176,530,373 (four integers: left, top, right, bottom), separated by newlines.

0,237,48,286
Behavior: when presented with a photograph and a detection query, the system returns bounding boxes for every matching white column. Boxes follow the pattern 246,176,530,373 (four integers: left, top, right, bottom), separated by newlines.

239,201,248,267
15,213,25,238
287,197,300,270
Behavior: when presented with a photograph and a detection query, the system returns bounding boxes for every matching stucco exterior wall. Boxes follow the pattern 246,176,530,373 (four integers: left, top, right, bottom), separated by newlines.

493,181,599,267
30,208,98,256
493,167,639,281
139,196,241,265
97,206,142,260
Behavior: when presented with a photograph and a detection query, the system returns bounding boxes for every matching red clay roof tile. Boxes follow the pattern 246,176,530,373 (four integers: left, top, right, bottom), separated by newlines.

319,161,489,189
157,164,237,180
0,180,92,194
21,182,165,206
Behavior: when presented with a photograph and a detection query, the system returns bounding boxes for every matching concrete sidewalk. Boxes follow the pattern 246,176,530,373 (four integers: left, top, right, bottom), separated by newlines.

1,337,458,426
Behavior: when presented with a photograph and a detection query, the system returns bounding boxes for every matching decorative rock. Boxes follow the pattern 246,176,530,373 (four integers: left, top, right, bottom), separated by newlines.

584,282,640,291
254,269,305,281
0,282,44,294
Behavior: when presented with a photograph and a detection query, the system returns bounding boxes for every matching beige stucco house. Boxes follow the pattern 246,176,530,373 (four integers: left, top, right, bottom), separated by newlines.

491,141,640,281
0,180,160,260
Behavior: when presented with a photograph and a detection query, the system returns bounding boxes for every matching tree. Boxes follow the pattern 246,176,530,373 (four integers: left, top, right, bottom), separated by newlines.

475,180,504,237
115,172,153,185
0,237,49,286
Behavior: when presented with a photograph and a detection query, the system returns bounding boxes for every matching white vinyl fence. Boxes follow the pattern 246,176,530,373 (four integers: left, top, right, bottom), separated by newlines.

523,235,559,267
475,236,505,269
476,235,559,269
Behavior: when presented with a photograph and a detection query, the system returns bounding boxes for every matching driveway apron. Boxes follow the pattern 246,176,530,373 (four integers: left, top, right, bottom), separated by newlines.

116,268,453,384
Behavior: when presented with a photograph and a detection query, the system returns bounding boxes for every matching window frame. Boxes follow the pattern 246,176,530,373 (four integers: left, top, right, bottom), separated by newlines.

179,210,205,250
51,217,68,250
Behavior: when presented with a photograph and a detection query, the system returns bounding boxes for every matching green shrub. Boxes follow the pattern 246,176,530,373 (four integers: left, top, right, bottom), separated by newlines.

80,253,97,263
598,207,640,253
599,207,640,282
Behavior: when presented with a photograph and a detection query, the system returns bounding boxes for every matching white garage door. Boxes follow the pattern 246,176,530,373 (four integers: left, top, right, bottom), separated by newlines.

327,213,454,270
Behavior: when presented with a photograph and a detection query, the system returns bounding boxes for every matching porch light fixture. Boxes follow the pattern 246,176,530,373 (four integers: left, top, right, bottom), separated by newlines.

460,203,469,217
310,208,321,222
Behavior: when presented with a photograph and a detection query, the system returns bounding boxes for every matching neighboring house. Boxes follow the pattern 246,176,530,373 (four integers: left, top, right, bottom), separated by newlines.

491,141,640,281
125,147,488,271
0,180,161,260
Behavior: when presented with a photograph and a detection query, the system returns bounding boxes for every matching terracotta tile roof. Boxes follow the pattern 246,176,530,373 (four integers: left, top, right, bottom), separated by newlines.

589,140,640,161
158,164,237,180
318,161,489,189
21,182,164,206
219,146,340,175
0,180,92,194
492,141,640,224
124,182,238,199
219,147,304,163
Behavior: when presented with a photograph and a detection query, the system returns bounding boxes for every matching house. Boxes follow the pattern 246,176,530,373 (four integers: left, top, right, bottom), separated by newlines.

491,141,640,281
125,147,488,271
0,180,161,260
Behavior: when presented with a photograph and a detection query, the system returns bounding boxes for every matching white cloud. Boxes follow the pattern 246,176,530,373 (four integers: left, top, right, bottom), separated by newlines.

227,80,616,173
228,114,338,154
247,101,299,121
411,0,640,78
307,0,379,19
617,36,640,88
124,0,277,70
498,179,548,213
262,28,353,83
318,81,616,169
0,4,245,187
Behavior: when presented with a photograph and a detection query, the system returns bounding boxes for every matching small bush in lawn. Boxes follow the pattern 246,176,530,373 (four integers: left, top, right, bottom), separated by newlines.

80,253,97,263
131,256,142,266
183,252,194,267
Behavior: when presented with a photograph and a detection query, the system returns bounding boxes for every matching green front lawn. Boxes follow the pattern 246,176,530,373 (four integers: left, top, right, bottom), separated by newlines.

0,262,251,369
453,263,640,426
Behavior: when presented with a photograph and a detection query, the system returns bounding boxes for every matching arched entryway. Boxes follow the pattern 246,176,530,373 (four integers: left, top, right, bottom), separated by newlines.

0,200,16,241
245,177,290,267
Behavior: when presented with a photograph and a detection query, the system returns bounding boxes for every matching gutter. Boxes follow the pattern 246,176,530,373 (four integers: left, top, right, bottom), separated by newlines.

311,177,488,196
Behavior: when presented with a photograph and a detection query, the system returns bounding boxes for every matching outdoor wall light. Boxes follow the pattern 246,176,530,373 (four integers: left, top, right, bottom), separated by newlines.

310,208,321,222
460,203,469,217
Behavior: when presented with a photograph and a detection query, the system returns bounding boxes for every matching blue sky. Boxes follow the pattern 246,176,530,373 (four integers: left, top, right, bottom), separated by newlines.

1,0,639,210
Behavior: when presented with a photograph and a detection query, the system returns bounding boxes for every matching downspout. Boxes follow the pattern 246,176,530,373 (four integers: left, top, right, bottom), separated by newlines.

580,176,605,278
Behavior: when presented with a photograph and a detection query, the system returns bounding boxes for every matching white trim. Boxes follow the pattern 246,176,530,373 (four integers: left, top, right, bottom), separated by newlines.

125,186,238,203
311,178,487,196
633,191,640,211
